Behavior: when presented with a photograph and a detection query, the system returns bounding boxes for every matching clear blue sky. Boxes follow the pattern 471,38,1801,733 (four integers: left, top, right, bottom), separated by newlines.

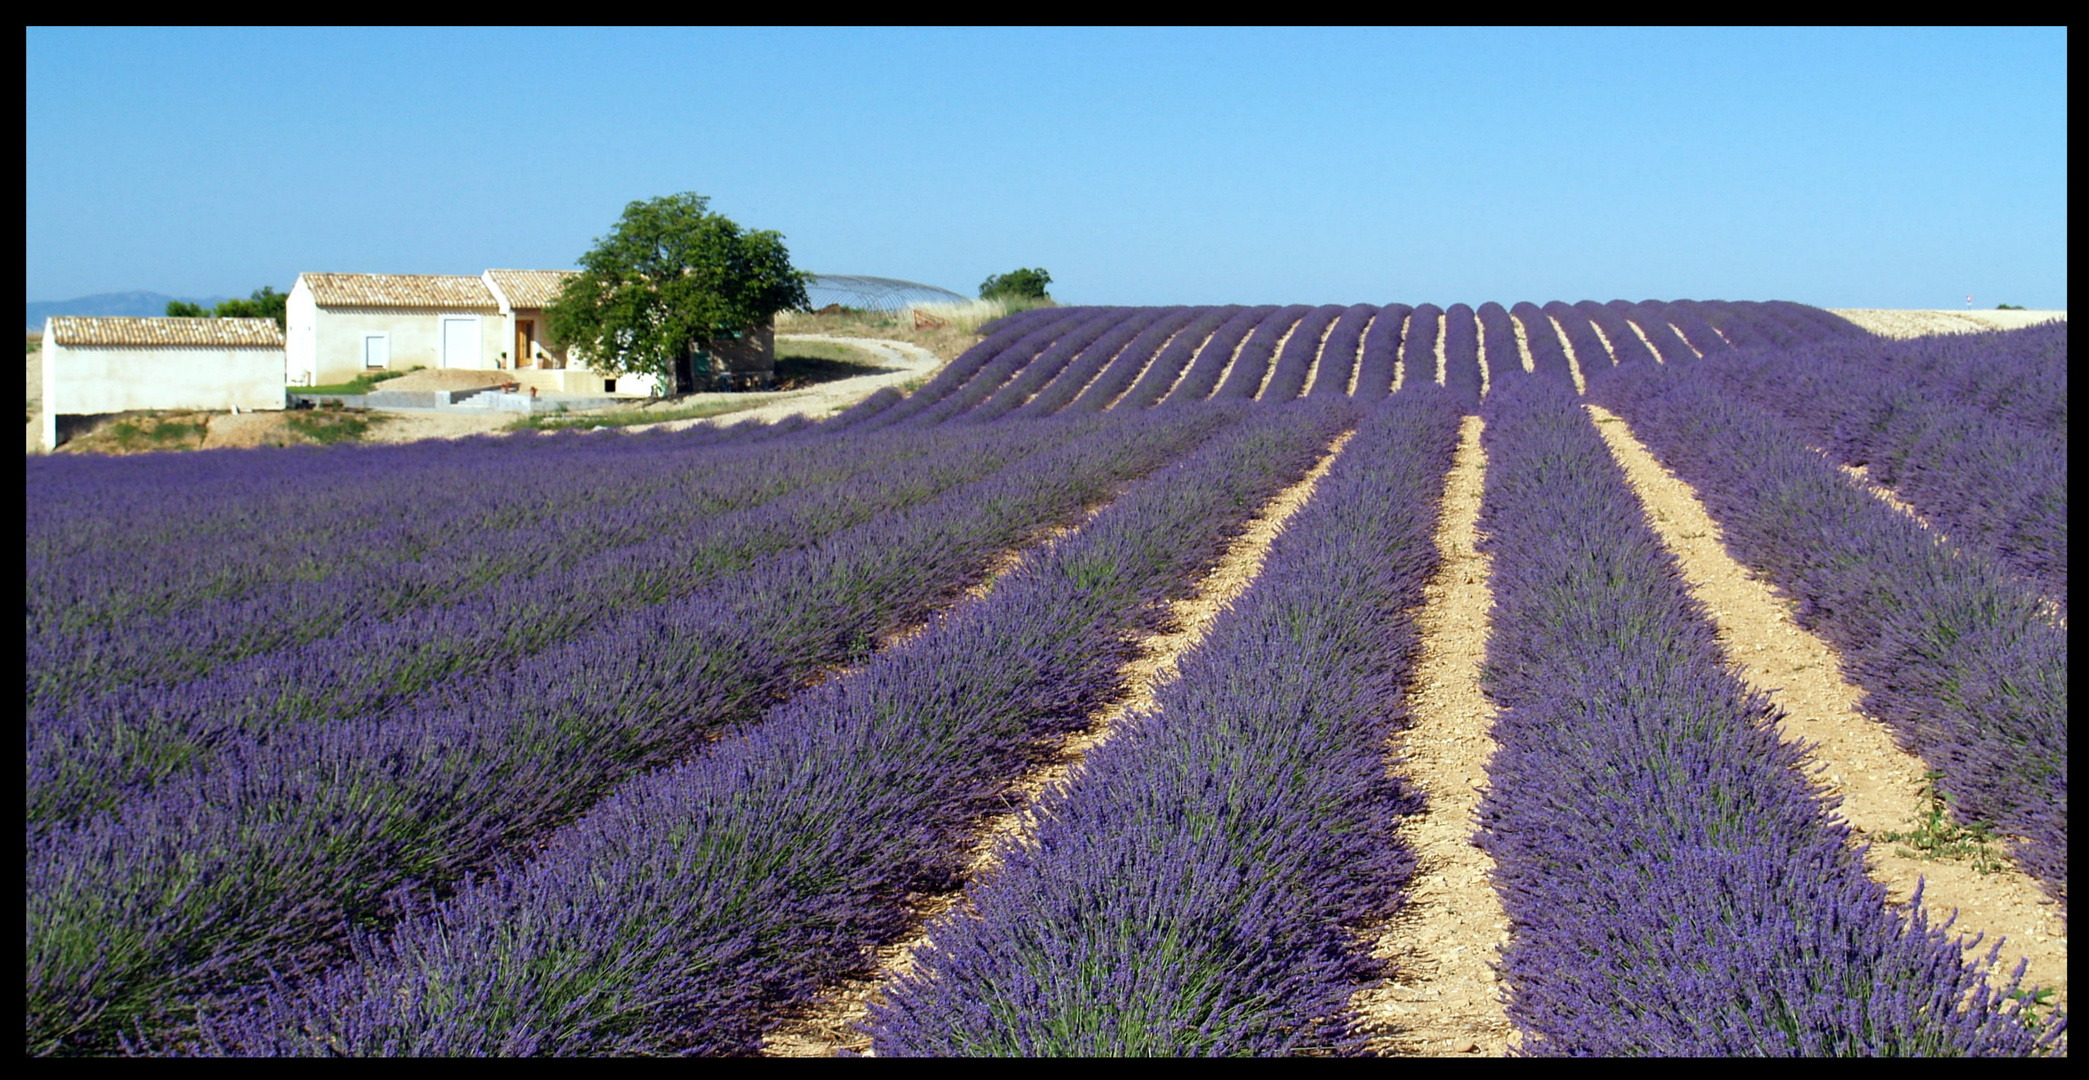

25,27,2068,309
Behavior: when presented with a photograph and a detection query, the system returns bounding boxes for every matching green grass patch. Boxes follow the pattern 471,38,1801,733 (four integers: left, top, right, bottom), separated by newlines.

506,396,777,432
105,414,208,451
284,409,379,445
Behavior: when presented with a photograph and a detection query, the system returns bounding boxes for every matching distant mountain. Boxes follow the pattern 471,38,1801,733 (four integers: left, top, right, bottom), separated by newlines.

27,291,232,329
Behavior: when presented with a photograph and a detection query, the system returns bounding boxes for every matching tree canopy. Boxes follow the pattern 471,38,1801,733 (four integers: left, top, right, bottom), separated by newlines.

979,268,1052,302
545,193,810,394
165,286,288,329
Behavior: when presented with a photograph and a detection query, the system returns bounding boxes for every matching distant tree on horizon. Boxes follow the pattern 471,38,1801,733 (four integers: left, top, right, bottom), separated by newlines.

980,268,1052,302
165,286,289,330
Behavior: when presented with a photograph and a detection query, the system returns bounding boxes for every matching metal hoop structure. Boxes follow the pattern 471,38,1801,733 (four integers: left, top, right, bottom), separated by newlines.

804,274,970,312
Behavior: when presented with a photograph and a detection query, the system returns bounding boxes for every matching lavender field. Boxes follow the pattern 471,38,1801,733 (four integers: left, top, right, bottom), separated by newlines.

25,301,2067,1056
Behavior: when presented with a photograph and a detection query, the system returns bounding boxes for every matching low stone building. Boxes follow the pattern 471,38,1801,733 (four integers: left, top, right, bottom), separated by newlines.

286,268,777,397
286,273,504,387
40,316,287,450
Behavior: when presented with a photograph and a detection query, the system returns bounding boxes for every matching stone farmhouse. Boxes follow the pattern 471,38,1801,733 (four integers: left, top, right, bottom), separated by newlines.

39,315,286,450
287,270,776,396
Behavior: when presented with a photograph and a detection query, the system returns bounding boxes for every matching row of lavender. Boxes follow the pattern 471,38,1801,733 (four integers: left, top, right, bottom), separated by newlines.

1667,326,2067,610
28,407,1237,1054
28,422,1046,710
27,421,1105,832
1586,360,2069,911
28,423,799,689
868,390,1464,1055
193,403,1352,1055
1474,378,2058,1054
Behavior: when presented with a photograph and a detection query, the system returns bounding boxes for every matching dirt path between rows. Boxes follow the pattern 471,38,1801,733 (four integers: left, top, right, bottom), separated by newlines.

1547,316,1590,393
1353,415,1514,1057
761,429,1357,1057
1342,310,1384,398
1587,404,2068,1016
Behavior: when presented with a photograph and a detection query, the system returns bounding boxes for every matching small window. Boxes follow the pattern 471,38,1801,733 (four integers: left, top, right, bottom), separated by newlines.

603,378,617,393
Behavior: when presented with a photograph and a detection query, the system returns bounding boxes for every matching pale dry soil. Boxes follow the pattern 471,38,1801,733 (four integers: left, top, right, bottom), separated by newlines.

762,429,1357,1057
615,336,943,434
1353,415,1515,1057
372,368,510,392
1831,309,2066,339
1588,404,2068,1016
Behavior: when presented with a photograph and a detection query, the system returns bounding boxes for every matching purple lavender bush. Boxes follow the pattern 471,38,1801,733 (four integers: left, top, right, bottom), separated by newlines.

1544,299,1617,374
1474,376,2062,1055
1576,299,1657,366
1511,301,1575,389
916,308,1134,425
964,308,1158,423
850,307,1088,430
1155,306,1277,407
1616,301,1697,363
869,390,1463,1056
1439,303,1481,410
28,423,1078,831
1306,304,1378,398
27,408,1237,1055
1683,336,2065,611
1351,302,1412,402
1027,307,1196,417
1587,364,2068,911
1475,301,1524,386
28,424,1030,712
191,403,1352,1056
1257,304,1346,403
1210,305,1312,401
1391,303,1440,396
1658,298,1739,356
1074,306,1233,412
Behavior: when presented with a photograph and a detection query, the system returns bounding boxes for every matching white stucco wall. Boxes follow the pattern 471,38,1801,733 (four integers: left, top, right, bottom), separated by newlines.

43,339,287,447
310,308,502,385
286,281,319,386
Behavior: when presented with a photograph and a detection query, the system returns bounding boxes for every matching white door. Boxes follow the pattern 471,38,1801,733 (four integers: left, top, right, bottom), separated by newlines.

363,333,390,369
441,317,480,369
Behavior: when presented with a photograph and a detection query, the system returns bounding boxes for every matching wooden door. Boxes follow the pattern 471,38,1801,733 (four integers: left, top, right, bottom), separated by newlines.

516,320,535,369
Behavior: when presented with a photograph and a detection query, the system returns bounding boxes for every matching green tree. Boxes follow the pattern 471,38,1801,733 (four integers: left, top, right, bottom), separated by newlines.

545,192,811,395
215,286,289,329
979,267,1052,302
164,286,289,329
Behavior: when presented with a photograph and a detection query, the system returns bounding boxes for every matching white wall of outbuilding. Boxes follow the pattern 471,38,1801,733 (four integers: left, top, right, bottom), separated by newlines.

41,330,286,449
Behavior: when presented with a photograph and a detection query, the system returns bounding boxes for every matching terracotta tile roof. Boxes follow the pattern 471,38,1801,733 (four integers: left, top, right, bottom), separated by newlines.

301,273,498,309
46,316,286,348
485,269,578,309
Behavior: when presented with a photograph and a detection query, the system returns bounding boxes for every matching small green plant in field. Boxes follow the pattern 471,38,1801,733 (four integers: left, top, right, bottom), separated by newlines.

285,409,376,445
107,414,208,451
1876,771,2007,873
2003,984,2060,1034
